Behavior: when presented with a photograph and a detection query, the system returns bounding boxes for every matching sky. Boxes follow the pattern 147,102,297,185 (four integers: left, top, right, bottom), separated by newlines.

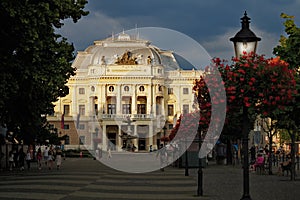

57,0,300,65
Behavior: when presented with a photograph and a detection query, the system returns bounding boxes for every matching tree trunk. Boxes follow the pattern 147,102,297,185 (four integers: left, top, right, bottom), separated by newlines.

290,132,296,181
241,106,251,199
268,135,273,175
226,139,233,165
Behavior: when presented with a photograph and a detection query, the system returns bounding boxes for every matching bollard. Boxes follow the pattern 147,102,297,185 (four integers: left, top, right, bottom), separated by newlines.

80,151,83,158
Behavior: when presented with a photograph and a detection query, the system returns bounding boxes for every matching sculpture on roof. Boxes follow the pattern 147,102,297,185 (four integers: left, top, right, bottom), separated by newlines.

115,50,137,65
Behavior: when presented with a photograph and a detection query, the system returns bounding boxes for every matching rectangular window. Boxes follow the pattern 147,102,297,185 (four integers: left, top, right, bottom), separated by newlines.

108,104,116,114
183,88,189,94
168,124,173,130
78,124,85,130
79,136,85,145
168,88,173,94
95,104,98,115
122,104,131,114
168,105,174,116
64,124,70,130
183,104,189,114
79,105,85,116
79,88,85,95
49,124,55,129
63,105,70,115
156,104,161,115
137,104,146,114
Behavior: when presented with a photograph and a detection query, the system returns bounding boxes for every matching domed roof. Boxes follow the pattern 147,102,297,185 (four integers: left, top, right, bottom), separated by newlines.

73,33,180,70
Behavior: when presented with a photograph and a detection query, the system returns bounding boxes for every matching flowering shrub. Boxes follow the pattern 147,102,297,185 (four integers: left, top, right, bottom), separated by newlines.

170,52,297,141
217,53,296,117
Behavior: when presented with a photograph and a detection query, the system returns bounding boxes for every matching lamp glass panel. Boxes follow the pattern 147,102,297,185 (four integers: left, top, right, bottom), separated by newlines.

234,41,257,57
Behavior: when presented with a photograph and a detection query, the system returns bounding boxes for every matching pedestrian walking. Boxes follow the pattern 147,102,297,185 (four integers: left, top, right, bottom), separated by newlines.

18,148,25,171
25,150,31,170
55,147,62,170
36,148,42,170
43,146,49,166
13,149,19,168
48,146,54,170
107,145,112,158
8,150,14,171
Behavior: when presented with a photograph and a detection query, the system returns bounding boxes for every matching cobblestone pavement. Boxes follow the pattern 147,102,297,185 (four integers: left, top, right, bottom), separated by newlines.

0,156,299,200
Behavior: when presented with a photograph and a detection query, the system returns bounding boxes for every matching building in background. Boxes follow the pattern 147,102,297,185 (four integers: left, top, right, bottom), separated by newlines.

47,33,202,151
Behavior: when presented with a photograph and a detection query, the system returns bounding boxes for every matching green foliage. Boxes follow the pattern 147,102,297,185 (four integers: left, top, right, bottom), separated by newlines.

0,0,88,144
273,13,300,131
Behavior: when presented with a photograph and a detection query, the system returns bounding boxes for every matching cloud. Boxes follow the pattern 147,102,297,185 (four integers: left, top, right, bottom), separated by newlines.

56,0,300,58
57,11,124,51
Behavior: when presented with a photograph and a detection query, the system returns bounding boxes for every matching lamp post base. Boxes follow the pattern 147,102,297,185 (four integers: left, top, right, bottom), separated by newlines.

197,167,203,196
241,194,252,200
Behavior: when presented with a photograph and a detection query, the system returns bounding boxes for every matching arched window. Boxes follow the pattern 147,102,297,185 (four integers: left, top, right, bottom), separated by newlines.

139,86,144,92
124,86,129,92
91,86,95,92
158,85,162,91
109,86,114,92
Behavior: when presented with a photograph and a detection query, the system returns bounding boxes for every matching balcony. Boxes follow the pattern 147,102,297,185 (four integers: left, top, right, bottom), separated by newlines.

100,114,154,120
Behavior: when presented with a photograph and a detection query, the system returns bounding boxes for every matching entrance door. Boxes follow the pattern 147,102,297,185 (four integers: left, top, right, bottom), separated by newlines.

108,133,116,150
138,139,146,151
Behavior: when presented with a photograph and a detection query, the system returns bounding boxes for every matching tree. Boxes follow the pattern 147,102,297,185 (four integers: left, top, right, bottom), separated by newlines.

212,53,296,198
273,13,300,181
0,0,88,144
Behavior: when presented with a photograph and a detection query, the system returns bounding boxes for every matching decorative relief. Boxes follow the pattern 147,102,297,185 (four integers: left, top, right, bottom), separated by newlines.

115,51,138,65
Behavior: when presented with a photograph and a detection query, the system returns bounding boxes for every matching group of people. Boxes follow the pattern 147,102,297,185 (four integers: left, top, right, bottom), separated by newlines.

8,148,32,171
8,145,63,171
39,145,63,170
249,145,292,174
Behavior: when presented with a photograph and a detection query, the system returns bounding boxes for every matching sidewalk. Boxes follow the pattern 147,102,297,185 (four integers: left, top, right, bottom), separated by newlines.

0,158,299,200
193,162,300,200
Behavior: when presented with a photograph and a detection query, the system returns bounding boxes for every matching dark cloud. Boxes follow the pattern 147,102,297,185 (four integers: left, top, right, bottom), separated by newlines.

58,0,300,58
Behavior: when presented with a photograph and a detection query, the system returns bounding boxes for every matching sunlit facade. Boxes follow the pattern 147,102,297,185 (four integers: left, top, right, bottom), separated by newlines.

47,33,203,151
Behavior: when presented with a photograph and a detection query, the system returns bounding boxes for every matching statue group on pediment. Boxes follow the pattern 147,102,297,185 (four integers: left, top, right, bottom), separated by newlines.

115,50,138,65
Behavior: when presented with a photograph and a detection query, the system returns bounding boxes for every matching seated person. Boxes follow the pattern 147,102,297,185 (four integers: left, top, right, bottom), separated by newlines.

253,153,264,171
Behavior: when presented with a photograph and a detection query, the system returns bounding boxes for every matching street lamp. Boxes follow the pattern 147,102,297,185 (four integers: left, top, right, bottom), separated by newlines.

230,11,261,58
230,11,261,200
197,127,203,196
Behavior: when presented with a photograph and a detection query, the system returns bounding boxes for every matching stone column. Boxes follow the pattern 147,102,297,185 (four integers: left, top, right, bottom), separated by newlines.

116,85,121,114
133,124,138,151
132,85,137,114
72,86,77,116
89,96,94,116
118,125,122,151
147,84,151,114
152,84,156,116
148,123,153,150
102,125,107,151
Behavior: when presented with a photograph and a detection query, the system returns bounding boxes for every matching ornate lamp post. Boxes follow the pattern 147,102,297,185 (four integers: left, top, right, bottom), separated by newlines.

230,11,261,200
197,127,203,196
230,11,261,57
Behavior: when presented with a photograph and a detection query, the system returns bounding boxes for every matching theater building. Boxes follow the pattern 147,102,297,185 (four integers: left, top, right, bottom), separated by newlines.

47,32,203,151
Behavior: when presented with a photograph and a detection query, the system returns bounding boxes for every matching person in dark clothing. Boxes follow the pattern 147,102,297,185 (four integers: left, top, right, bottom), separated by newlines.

18,148,25,171
250,145,256,164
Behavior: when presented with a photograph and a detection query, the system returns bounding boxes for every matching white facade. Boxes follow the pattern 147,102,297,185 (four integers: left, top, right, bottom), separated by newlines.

48,33,203,151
